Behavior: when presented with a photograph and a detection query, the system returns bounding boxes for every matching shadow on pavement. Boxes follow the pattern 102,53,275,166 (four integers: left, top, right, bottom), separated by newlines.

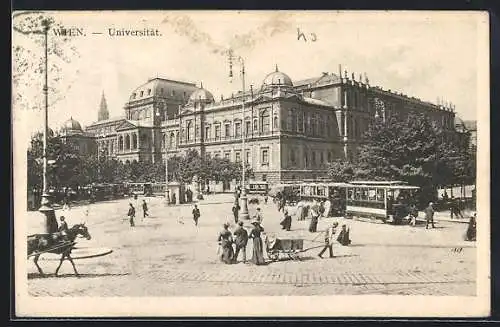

28,272,130,279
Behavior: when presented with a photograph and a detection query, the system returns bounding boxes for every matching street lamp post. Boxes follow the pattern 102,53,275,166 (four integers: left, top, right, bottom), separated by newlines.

234,55,250,220
38,19,58,233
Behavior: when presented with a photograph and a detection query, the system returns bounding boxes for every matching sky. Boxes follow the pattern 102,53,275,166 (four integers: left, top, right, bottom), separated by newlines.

12,11,487,141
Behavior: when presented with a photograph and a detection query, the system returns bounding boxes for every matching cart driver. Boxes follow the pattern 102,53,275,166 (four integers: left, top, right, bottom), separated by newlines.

318,221,338,259
58,216,69,234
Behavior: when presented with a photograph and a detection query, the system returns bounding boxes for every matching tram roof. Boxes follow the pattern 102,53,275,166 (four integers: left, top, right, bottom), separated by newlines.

349,180,409,186
347,184,420,190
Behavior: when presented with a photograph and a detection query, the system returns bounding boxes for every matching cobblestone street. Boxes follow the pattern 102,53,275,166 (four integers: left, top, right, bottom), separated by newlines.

26,194,476,297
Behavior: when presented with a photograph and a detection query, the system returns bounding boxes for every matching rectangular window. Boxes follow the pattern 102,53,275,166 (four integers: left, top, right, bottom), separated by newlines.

261,148,269,165
225,124,231,138
253,119,258,131
205,126,210,140
215,125,220,139
245,121,251,136
235,151,241,162
245,150,250,164
224,152,231,160
235,122,241,137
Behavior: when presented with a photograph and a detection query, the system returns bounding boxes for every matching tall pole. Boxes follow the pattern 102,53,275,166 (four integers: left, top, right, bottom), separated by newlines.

238,57,250,220
38,19,57,233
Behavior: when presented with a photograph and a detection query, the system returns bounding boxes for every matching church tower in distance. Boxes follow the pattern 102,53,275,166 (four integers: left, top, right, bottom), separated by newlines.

98,91,109,121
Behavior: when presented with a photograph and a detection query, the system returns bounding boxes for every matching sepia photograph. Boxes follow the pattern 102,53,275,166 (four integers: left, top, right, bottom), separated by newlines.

12,10,490,317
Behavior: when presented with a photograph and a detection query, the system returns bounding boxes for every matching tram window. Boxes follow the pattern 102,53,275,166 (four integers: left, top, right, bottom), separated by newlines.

368,189,376,201
360,189,368,201
376,189,385,201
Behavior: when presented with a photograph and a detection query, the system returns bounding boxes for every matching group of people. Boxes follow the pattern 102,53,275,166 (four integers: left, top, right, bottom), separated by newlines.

126,196,149,227
217,220,266,265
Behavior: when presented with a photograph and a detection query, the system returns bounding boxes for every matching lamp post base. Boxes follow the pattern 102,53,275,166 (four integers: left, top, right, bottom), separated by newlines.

38,193,58,233
239,195,250,220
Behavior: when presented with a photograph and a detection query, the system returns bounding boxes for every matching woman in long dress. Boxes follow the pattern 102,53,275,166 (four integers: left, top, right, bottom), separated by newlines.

217,223,234,264
249,220,266,265
308,206,319,233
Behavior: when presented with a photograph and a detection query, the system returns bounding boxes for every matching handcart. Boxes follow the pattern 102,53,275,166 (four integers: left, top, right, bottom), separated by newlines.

265,234,305,261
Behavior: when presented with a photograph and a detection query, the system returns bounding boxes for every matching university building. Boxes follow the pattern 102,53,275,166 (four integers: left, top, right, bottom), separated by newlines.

59,66,457,183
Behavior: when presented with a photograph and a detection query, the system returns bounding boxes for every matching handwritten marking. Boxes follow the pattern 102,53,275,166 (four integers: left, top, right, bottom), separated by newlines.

297,28,317,42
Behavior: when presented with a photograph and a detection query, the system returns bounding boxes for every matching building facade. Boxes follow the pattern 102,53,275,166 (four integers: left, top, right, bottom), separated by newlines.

61,66,457,183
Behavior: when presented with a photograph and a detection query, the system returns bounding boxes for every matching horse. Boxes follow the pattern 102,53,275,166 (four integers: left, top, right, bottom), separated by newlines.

27,223,92,276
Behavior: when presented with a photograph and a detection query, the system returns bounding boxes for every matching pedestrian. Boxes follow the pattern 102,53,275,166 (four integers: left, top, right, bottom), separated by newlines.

253,207,263,224
233,221,249,263
450,197,464,219
408,203,418,226
465,213,477,241
192,204,200,226
308,206,320,233
425,202,435,229
336,224,351,246
128,203,136,227
171,192,176,205
58,216,69,234
249,220,266,265
280,210,292,231
62,190,71,210
264,194,268,204
318,221,338,258
232,203,240,223
217,223,234,264
142,200,149,220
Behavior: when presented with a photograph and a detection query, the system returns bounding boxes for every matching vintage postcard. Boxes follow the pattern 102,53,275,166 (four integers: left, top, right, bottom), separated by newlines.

12,11,490,317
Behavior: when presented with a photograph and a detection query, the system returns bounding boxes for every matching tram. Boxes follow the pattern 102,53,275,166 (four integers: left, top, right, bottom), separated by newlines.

344,181,420,224
299,182,349,216
247,181,269,195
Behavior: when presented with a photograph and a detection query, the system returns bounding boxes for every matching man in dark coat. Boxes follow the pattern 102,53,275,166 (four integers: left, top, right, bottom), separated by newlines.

58,216,69,233
425,202,435,229
192,204,200,226
280,210,292,231
232,203,240,223
128,203,136,227
142,200,149,220
233,221,249,263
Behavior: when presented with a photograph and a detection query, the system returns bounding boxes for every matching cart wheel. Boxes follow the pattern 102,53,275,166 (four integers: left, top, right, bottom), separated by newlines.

268,252,279,261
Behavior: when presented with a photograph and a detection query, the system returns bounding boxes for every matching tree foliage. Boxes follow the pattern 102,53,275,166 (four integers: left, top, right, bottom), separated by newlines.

13,12,80,112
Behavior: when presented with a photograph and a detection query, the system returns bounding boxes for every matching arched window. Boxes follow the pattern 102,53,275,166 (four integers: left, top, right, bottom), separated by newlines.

132,134,138,149
118,136,123,151
245,120,251,136
214,123,221,139
224,123,231,138
273,115,279,130
260,109,270,133
306,113,311,134
312,151,316,166
253,119,258,131
125,135,130,150
328,151,332,162
304,150,309,168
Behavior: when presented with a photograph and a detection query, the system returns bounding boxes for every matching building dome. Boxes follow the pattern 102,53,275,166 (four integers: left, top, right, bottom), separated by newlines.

261,65,293,90
60,117,83,133
188,87,215,105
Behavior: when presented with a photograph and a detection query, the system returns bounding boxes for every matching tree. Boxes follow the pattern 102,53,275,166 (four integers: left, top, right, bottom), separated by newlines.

13,12,80,112
327,159,356,182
